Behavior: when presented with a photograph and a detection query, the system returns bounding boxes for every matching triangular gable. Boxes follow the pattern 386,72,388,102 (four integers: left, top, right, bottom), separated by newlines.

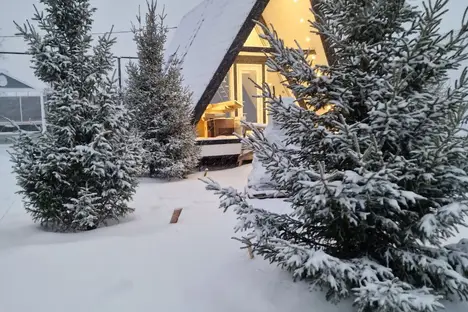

0,71,34,90
168,0,331,123
244,25,270,48
167,0,269,122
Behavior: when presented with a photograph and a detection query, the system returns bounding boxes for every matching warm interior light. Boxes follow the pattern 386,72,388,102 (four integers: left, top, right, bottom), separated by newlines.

306,37,311,42
311,54,316,60
316,104,333,116
300,18,305,23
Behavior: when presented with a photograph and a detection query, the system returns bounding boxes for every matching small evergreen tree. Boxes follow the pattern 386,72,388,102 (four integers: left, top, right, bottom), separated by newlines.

11,0,139,232
125,1,199,179
205,0,468,310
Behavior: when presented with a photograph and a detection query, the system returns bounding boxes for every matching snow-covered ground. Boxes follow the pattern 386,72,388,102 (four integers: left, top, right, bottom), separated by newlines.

0,144,467,312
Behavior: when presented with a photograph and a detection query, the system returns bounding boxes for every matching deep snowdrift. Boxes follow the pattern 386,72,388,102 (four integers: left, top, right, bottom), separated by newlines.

0,145,466,312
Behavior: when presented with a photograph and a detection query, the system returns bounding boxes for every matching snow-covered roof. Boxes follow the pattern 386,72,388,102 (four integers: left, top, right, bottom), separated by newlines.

166,0,262,115
0,69,37,93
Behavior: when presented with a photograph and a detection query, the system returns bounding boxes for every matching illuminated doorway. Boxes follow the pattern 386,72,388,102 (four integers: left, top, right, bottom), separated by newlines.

236,63,265,124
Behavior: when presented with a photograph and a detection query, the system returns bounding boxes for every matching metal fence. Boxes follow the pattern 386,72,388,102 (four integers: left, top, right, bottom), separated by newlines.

0,51,137,89
0,52,138,133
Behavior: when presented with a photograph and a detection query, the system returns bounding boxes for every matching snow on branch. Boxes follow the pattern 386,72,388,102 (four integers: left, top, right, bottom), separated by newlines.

418,202,468,244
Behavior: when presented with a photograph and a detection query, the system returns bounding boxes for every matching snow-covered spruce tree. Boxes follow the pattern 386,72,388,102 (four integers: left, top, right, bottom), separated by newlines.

125,1,199,179
10,0,139,232
204,0,468,310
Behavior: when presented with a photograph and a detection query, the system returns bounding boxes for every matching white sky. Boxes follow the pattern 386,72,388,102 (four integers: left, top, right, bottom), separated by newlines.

0,0,466,89
0,0,203,88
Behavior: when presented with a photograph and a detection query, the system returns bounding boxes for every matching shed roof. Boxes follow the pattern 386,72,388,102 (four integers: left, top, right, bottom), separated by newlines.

0,70,36,93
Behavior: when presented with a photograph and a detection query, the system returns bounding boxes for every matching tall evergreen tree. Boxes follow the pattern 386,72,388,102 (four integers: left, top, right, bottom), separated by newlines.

11,0,139,232
205,0,468,310
125,1,199,179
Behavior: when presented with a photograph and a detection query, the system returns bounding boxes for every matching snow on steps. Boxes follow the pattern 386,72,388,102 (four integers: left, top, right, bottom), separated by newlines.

196,136,242,157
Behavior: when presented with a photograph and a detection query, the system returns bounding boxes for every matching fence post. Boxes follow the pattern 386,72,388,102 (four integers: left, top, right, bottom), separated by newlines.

40,93,46,133
19,94,23,122
117,57,122,90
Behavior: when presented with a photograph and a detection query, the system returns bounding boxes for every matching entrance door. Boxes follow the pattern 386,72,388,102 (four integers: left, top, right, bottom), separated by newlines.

237,64,264,124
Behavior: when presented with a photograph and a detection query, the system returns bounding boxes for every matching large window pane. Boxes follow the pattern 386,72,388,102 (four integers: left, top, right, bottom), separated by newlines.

210,75,230,104
242,71,259,123
0,97,21,122
21,96,42,122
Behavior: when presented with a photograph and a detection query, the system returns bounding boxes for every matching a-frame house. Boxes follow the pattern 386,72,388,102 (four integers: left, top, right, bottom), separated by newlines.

167,0,330,155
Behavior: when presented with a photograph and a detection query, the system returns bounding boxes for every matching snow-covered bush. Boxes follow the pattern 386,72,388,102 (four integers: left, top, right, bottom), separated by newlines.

125,1,199,179
205,0,468,310
246,106,295,198
11,0,139,232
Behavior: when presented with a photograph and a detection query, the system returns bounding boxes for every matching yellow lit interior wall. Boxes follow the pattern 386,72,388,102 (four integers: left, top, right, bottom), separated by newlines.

262,0,329,66
262,0,331,115
267,71,293,98
244,26,268,47
197,0,331,138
